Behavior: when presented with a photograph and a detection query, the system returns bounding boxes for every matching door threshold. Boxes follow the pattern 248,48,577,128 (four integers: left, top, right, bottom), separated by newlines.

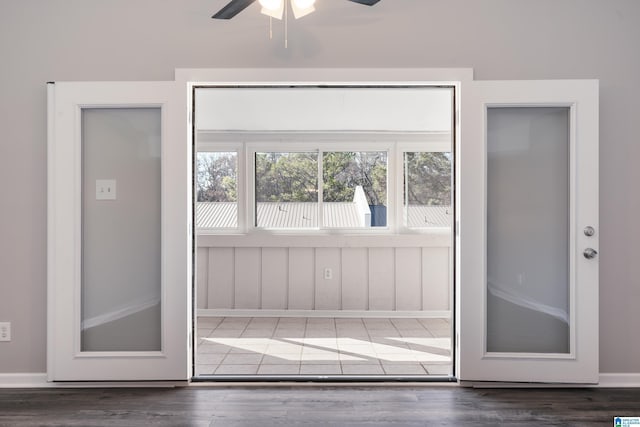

191,375,458,384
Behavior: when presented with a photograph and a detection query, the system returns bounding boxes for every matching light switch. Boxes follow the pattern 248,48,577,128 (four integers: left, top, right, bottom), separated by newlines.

96,179,116,200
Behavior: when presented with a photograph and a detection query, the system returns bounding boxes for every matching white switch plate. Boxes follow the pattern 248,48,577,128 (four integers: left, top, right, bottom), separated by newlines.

96,179,116,200
0,322,10,342
324,268,333,280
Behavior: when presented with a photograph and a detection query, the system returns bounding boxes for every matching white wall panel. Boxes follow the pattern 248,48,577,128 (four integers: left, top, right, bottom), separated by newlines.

422,247,450,311
208,248,234,309
288,248,315,310
196,245,450,313
196,248,208,309
315,248,341,310
341,248,368,310
196,88,452,132
368,248,395,310
395,247,422,311
234,248,261,309
261,248,288,309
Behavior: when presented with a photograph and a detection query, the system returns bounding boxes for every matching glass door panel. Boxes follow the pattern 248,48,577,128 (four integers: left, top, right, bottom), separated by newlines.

486,107,569,354
81,108,162,352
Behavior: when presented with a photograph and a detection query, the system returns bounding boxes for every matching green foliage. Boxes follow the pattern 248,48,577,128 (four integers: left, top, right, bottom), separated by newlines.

323,152,387,205
196,152,237,202
404,152,451,206
255,151,388,205
255,152,318,202
197,150,451,208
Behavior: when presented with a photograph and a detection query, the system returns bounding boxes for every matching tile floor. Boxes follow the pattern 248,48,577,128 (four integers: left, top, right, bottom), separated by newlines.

196,317,452,376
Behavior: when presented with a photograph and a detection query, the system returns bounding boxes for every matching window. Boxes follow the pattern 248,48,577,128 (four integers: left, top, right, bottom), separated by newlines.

251,145,391,230
196,151,238,229
195,141,452,233
402,151,452,228
323,151,387,228
255,152,318,228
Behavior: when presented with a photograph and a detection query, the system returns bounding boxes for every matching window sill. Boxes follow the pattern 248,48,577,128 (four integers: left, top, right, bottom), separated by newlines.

196,229,452,248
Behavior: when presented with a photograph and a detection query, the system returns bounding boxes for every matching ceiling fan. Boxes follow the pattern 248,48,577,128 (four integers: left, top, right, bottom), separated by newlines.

212,0,381,20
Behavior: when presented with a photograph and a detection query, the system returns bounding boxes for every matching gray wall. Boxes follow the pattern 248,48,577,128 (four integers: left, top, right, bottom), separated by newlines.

0,0,638,374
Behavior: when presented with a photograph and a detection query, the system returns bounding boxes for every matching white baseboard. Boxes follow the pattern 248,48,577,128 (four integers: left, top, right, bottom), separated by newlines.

0,373,186,388
2,372,639,388
197,309,451,319
0,373,52,388
598,373,640,388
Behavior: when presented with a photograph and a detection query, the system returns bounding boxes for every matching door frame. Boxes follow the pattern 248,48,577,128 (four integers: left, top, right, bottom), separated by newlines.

176,68,473,380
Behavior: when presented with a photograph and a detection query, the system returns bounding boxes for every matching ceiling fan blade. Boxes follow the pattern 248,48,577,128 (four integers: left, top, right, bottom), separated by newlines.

212,0,256,19
346,0,381,5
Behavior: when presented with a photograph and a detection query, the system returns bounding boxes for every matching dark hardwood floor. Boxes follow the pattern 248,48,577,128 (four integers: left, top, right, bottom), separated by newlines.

1,386,638,426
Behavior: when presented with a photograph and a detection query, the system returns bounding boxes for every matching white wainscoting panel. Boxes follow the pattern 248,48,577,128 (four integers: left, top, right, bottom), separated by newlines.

196,247,208,309
395,247,422,311
197,245,451,313
208,248,234,309
261,248,288,309
288,248,315,309
422,247,450,310
341,248,368,310
368,247,395,310
315,248,342,310
234,247,260,309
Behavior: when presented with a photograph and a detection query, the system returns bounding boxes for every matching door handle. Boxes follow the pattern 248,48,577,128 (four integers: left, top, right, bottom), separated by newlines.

583,248,598,259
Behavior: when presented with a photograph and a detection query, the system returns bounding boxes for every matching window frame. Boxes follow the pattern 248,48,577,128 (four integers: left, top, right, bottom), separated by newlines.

396,138,453,233
196,142,245,234
248,142,321,232
320,144,393,231
196,137,451,235
247,141,395,234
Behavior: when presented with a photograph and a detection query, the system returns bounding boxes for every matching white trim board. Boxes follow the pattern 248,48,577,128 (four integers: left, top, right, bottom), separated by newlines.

175,67,474,85
598,373,640,388
198,309,451,319
0,374,186,388
0,373,53,388
2,373,639,388
463,375,640,388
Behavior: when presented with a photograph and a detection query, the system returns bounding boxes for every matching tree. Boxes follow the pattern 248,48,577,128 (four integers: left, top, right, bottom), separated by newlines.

198,150,450,208
254,151,388,205
404,152,451,206
323,151,387,205
196,152,237,202
255,152,318,202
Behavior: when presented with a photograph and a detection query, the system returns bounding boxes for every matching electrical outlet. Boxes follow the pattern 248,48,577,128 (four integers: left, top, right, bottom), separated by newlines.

0,322,11,342
323,268,333,280
96,179,117,200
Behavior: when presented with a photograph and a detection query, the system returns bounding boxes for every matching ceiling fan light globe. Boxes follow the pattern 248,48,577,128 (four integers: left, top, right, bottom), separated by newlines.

259,0,282,11
291,0,315,18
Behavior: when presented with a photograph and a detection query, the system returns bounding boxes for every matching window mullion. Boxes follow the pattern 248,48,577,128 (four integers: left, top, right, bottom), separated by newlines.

239,144,247,233
317,149,324,230
247,145,255,232
403,149,409,230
